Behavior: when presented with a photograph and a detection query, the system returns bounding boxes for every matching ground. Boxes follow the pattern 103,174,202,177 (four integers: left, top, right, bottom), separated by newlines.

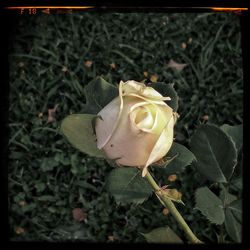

8,12,243,242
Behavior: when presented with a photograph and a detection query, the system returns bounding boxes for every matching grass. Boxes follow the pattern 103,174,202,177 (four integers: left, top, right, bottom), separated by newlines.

8,12,243,242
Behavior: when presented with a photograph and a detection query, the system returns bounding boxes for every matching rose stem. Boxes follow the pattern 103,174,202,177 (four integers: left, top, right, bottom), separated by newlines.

145,171,203,244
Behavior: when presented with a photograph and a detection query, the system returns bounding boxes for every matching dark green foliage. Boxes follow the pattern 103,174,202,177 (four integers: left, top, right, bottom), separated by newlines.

157,142,196,175
106,168,153,204
9,12,242,242
150,83,179,111
142,226,183,243
82,77,118,114
225,200,242,243
190,124,237,183
195,187,225,225
220,124,243,153
192,123,242,242
60,114,105,158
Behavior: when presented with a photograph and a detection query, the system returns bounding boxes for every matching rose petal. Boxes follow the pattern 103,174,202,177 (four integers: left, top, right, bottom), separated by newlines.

166,59,187,72
121,80,145,95
131,104,156,130
129,102,172,135
122,80,171,102
102,97,158,166
129,102,155,133
96,80,175,169
126,93,171,105
72,208,87,222
95,97,120,149
136,106,154,130
47,104,59,123
142,115,175,177
150,104,172,135
96,82,124,149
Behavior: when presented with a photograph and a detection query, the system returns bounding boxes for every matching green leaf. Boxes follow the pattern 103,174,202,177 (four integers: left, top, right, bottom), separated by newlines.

228,199,242,224
195,186,225,225
40,157,59,172
149,82,179,111
219,184,237,206
37,195,56,202
35,182,46,192
55,222,87,240
106,158,120,168
106,167,153,204
60,114,105,158
77,181,98,192
142,226,183,243
220,124,243,153
157,142,196,174
230,177,242,191
225,204,242,243
80,104,100,115
190,124,237,183
83,76,118,114
22,203,37,213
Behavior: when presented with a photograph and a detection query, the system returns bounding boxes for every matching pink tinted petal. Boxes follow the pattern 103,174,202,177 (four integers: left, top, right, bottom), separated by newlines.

102,97,158,166
95,82,125,149
142,115,175,177
95,97,121,149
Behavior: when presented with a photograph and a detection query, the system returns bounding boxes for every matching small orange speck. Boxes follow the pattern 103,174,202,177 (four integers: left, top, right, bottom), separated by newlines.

162,208,169,215
110,63,116,69
143,71,148,77
84,60,93,68
202,115,209,121
62,66,68,72
72,208,87,222
15,227,25,235
168,174,177,182
181,42,187,49
150,74,158,83
19,62,24,67
19,201,27,207
108,235,115,242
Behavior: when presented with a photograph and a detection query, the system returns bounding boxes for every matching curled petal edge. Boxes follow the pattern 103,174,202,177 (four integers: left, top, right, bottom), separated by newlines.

121,80,171,102
97,82,124,149
142,115,176,177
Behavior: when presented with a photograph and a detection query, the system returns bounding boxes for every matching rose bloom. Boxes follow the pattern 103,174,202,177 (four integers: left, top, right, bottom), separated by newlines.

95,80,178,177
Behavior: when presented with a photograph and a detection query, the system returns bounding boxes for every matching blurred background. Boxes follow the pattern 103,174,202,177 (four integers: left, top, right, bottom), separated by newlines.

8,12,243,242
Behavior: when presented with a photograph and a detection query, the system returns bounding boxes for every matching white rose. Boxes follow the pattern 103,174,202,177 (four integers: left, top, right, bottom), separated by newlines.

95,80,177,177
